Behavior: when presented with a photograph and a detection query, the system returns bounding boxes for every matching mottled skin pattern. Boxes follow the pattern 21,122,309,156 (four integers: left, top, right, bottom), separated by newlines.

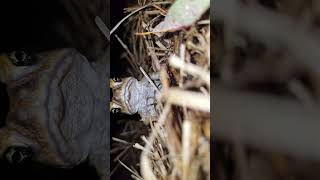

110,74,162,124
0,49,109,179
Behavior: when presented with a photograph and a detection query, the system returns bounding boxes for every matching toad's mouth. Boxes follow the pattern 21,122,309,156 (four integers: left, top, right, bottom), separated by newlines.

44,50,98,166
123,77,140,114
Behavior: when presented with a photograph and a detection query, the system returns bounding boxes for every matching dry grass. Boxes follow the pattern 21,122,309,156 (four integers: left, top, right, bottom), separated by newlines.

213,0,320,180
110,0,210,179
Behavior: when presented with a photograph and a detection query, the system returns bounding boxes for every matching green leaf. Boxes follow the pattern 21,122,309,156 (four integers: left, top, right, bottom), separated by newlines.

153,0,210,32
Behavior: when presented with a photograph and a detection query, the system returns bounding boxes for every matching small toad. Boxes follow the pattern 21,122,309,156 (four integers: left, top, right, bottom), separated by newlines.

110,73,162,124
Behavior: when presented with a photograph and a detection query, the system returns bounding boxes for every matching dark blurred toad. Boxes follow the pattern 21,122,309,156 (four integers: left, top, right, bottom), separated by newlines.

0,49,108,179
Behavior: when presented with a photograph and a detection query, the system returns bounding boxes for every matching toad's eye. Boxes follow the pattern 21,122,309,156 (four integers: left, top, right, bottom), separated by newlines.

8,50,37,66
5,146,33,165
110,77,123,88
111,108,121,113
112,77,122,83
110,101,122,113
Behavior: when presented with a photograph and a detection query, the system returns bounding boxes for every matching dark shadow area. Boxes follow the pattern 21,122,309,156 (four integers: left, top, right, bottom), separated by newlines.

0,160,98,180
0,0,67,53
0,82,9,127
110,1,132,78
0,0,107,179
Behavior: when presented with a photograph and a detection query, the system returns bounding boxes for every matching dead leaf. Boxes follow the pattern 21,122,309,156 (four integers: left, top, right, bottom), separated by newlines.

153,0,210,32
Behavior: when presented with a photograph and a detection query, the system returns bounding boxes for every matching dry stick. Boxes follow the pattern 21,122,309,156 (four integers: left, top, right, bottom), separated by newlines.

162,88,210,112
179,44,186,89
206,30,210,67
148,47,169,51
152,4,167,16
110,162,121,176
132,167,142,179
135,32,156,36
119,160,144,180
144,10,165,15
154,41,168,50
169,55,210,86
151,52,166,56
114,146,131,162
115,35,135,61
139,66,161,93
111,146,126,154
288,79,316,108
133,143,153,154
95,16,110,41
160,68,170,91
131,175,144,180
115,34,141,74
110,1,172,35
182,120,192,180
200,86,209,95
144,37,161,71
112,137,130,144
140,104,171,180
142,135,154,151
197,19,210,25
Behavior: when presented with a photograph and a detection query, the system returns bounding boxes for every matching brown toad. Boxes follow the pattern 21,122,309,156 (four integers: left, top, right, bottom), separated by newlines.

0,49,109,179
110,73,162,124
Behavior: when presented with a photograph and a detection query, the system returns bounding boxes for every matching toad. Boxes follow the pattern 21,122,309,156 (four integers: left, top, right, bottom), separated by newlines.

110,73,162,124
0,49,109,179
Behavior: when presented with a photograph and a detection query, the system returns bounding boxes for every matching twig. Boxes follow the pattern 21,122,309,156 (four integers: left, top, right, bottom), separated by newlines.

152,4,167,15
110,1,172,35
95,16,110,41
162,88,210,112
112,137,130,144
140,104,171,180
288,79,316,108
182,120,192,180
197,19,210,25
139,66,161,93
144,38,161,71
119,160,144,180
169,55,210,86
115,34,141,74
113,146,131,162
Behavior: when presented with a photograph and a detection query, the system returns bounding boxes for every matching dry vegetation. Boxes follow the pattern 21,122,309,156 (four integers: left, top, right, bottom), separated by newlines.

213,0,320,180
110,0,210,179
